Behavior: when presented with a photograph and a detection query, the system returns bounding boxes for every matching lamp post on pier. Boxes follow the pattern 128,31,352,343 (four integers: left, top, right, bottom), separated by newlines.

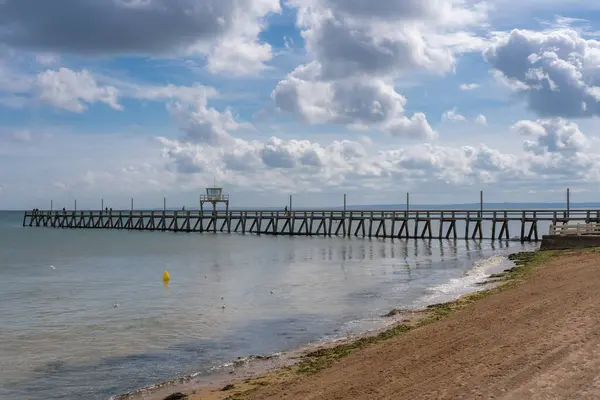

479,191,483,218
567,188,570,217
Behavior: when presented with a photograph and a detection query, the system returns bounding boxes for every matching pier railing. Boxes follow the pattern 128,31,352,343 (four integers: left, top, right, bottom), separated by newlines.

22,208,600,242
548,223,600,236
199,194,229,202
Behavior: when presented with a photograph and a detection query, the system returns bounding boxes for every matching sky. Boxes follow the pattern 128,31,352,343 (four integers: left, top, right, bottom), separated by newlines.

2,0,600,210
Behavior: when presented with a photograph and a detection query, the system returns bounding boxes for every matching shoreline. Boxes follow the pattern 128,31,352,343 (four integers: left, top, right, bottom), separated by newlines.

114,252,533,400
112,308,429,400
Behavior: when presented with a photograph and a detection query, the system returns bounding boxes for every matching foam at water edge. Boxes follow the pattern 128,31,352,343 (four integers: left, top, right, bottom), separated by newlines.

414,255,514,307
295,256,515,347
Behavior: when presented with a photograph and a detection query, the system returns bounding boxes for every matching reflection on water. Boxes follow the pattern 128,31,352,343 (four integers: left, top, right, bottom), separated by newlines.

0,211,538,400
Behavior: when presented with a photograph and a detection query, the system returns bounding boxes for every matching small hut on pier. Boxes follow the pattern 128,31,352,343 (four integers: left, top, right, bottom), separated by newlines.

200,186,229,216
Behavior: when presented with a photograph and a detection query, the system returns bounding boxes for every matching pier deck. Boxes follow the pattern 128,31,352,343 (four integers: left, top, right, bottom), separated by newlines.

22,209,600,242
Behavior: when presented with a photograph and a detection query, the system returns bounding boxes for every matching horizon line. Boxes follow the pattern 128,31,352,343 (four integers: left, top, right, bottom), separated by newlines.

3,200,597,212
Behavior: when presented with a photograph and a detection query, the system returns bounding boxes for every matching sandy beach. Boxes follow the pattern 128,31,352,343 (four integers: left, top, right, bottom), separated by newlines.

146,248,600,400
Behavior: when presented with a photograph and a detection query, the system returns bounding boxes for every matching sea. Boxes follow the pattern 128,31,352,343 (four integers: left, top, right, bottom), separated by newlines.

0,208,543,400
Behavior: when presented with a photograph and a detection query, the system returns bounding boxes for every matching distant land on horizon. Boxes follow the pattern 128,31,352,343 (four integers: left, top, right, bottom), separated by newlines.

337,202,598,210
6,201,600,212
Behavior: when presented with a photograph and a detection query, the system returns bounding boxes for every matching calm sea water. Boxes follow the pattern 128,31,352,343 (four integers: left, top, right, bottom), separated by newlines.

0,211,538,400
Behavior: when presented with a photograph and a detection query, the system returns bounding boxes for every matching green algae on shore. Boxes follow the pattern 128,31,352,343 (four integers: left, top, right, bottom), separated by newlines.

296,324,412,375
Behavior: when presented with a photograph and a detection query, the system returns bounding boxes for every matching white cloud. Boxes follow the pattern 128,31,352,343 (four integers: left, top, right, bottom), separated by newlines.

1,60,264,115
273,69,437,139
167,100,250,146
0,57,235,112
19,68,220,113
158,132,532,191
513,118,590,155
0,0,281,75
442,108,468,122
202,1,280,76
36,68,122,113
484,28,600,117
442,110,488,125
475,114,488,125
384,112,437,139
271,0,489,138
205,38,274,76
510,118,600,181
460,83,480,90
156,96,600,193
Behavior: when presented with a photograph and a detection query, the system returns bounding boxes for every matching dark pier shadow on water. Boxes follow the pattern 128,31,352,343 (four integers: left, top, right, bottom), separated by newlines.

2,315,334,400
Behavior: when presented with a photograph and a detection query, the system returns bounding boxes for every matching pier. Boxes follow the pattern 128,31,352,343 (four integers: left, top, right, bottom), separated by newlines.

23,186,600,242
22,208,600,242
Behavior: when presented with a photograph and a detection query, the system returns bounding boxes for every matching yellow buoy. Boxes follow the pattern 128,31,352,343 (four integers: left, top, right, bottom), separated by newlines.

162,270,170,283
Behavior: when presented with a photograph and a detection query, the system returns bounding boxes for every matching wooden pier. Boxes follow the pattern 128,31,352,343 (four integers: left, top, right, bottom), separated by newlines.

22,208,600,242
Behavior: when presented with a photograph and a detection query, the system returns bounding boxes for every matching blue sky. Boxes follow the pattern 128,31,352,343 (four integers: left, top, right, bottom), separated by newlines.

2,0,600,210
